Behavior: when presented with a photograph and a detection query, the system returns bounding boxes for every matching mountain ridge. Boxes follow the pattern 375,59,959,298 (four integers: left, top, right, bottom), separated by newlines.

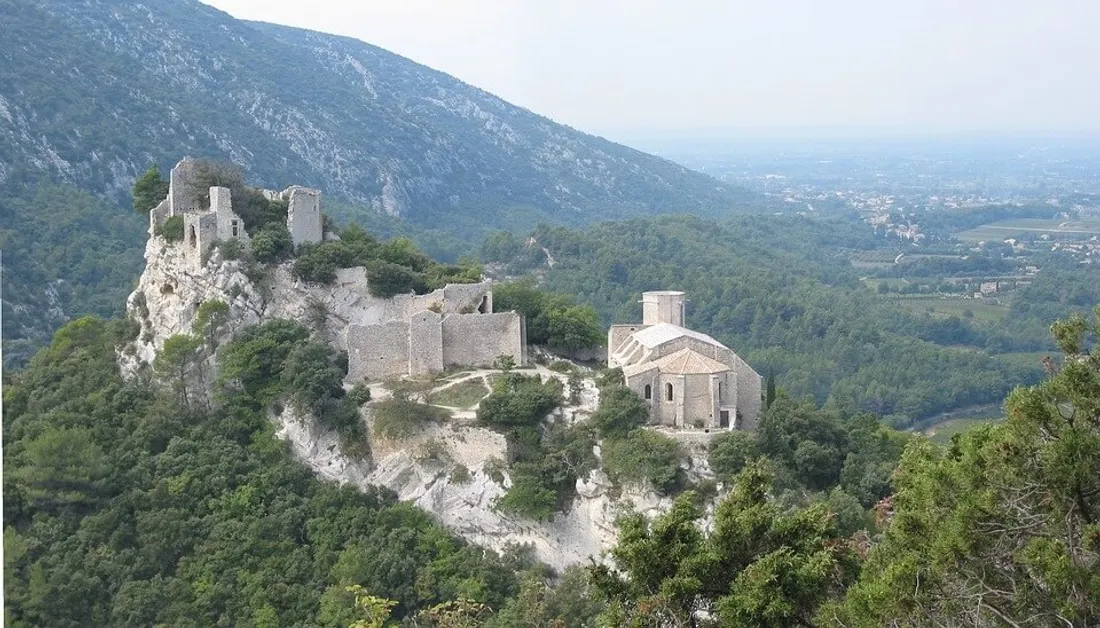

1,0,754,228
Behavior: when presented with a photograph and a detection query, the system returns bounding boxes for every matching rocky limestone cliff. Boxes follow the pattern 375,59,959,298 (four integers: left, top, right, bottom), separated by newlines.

121,231,696,569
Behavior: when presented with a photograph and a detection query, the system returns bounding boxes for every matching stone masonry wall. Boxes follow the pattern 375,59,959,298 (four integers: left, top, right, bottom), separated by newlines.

184,212,217,267
211,186,249,244
608,323,648,356
441,313,524,368
632,335,762,429
408,311,444,375
149,197,170,233
169,157,200,214
346,321,410,381
442,283,492,313
286,186,323,247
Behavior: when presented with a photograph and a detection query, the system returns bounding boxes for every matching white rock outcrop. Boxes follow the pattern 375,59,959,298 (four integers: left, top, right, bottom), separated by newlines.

123,231,683,571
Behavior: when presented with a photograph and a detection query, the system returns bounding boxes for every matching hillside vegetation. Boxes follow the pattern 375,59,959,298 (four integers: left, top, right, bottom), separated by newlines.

6,305,1098,626
0,0,750,226
483,215,1059,426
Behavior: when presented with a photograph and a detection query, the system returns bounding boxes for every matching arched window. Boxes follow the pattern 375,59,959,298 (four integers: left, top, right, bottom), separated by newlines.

189,225,197,247
644,384,652,400
666,383,674,401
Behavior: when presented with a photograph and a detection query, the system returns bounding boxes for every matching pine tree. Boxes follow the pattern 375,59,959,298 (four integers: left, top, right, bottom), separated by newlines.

131,164,169,213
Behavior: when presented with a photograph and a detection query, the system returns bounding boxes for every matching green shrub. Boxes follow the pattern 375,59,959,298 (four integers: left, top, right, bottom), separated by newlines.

589,386,649,437
708,430,759,480
131,164,169,213
497,464,558,521
492,280,602,350
548,360,574,373
450,464,472,485
292,244,339,284
366,259,428,298
251,223,294,263
477,373,562,429
155,215,184,242
216,238,243,261
348,383,372,406
602,429,684,494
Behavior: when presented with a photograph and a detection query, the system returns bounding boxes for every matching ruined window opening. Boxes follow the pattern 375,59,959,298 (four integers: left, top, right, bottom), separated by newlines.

666,383,673,401
478,295,489,314
160,283,174,295
189,225,197,248
644,384,652,400
231,219,239,237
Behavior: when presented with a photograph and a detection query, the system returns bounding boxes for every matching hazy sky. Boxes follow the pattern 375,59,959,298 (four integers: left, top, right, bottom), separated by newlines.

204,0,1100,140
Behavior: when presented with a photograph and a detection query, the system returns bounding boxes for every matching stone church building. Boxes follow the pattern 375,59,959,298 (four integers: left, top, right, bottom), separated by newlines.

608,291,762,431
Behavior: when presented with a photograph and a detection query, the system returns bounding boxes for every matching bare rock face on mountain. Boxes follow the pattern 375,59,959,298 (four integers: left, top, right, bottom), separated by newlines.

2,0,751,229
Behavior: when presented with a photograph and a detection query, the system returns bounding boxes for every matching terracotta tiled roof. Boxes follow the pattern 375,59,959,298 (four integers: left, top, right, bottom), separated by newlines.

645,348,730,375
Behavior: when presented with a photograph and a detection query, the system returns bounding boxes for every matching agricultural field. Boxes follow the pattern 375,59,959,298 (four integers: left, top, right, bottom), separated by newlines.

848,250,901,269
955,218,1100,243
890,295,1009,323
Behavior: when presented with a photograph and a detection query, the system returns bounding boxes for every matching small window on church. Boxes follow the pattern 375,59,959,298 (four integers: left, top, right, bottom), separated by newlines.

231,219,239,237
189,225,197,248
718,381,722,401
644,384,651,400
666,383,673,401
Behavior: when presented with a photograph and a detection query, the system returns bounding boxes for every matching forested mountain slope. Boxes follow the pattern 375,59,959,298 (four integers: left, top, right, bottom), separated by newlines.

484,215,1050,425
0,0,756,366
0,0,750,230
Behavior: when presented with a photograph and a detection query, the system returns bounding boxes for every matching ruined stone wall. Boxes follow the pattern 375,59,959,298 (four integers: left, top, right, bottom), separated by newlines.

169,157,200,214
408,311,444,376
441,313,524,368
441,282,493,314
286,186,323,247
210,186,249,244
184,212,217,267
149,197,170,233
346,321,410,381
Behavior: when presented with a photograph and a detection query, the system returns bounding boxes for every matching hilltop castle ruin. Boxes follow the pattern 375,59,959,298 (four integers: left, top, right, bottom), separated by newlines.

147,157,324,266
137,158,526,380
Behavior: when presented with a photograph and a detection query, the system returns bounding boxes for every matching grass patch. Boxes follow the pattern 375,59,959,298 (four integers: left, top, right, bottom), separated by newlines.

429,379,491,408
891,296,1009,323
924,416,1001,445
371,394,451,440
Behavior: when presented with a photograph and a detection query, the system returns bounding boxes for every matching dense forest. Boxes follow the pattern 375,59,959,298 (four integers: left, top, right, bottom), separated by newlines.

481,215,1100,427
5,302,1098,626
